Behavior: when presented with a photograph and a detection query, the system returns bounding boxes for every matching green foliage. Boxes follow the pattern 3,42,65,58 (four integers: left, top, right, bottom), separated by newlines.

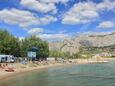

20,35,49,59
0,30,20,56
49,50,70,59
50,51,91,59
0,29,49,59
50,44,115,59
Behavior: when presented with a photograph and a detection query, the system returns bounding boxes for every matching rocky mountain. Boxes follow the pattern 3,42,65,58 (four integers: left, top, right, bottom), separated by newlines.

49,32,115,54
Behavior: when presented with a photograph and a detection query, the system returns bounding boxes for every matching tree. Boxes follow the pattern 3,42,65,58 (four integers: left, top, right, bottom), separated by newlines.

0,30,20,56
0,29,49,60
20,35,49,60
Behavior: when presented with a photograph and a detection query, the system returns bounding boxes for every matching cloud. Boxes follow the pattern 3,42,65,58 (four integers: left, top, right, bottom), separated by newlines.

62,2,99,24
37,33,69,40
20,0,57,13
20,0,69,14
39,0,69,4
27,27,69,40
28,28,44,34
0,8,39,27
0,8,57,28
97,0,115,11
40,15,57,25
62,0,115,25
97,21,115,29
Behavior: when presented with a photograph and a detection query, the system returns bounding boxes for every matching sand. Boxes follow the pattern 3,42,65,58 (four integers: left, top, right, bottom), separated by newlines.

0,62,67,80
0,58,113,80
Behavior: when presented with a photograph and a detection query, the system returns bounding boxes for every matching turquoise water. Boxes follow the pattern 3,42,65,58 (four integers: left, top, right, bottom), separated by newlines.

1,61,115,86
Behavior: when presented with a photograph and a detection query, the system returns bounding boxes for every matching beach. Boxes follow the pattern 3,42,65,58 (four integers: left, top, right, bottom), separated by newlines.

0,58,112,81
0,59,115,86
0,62,67,80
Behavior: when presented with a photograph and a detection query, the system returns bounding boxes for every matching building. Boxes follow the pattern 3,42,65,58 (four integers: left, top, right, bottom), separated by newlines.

0,55,15,63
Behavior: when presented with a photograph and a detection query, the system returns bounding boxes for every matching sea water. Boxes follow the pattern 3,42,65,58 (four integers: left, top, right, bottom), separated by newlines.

0,61,115,86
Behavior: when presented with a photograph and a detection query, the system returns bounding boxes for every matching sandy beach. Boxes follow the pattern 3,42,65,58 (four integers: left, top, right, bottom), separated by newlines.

0,62,67,80
0,58,114,81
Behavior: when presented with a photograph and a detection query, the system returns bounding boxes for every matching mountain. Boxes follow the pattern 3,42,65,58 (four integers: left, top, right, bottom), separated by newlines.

49,32,115,54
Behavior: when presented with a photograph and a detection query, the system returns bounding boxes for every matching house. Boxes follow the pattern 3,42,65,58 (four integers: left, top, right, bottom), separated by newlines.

92,52,111,59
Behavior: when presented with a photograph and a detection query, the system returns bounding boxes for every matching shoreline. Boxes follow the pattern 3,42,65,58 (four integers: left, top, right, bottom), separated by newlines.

0,63,68,81
0,58,114,81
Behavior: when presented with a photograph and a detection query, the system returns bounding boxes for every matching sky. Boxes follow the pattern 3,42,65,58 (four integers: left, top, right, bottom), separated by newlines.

0,0,115,41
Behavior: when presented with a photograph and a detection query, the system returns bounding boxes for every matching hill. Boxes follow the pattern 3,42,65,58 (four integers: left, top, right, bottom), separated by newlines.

49,32,115,54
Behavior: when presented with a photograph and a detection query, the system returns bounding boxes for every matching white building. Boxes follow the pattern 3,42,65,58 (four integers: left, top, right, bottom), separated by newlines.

0,55,14,63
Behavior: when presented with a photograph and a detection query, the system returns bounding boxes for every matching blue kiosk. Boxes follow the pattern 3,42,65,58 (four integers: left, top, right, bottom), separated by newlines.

27,47,38,61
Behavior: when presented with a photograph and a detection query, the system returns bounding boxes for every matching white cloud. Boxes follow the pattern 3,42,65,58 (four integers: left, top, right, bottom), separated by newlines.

20,0,69,14
40,15,57,25
62,0,115,25
97,21,115,29
79,31,115,36
97,0,115,11
21,0,56,13
38,33,69,40
39,0,69,4
62,2,99,24
80,10,98,18
28,28,44,34
0,8,39,27
27,28,69,40
0,8,57,28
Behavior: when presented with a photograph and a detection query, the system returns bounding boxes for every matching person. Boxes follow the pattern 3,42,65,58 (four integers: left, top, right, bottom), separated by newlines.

0,63,2,68
4,64,15,72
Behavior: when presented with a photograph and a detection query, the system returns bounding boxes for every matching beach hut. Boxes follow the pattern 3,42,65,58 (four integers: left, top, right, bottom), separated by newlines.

27,47,38,61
